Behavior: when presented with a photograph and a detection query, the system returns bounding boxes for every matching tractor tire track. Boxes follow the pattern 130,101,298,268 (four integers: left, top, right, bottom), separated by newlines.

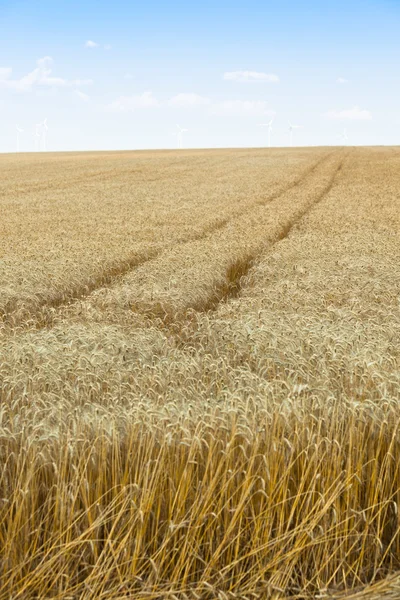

56,150,346,334
194,156,346,316
51,151,344,328
1,150,338,330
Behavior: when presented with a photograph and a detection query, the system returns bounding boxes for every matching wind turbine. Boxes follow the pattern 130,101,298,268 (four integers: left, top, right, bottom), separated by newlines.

288,121,302,147
41,118,48,151
176,124,188,149
16,126,24,152
338,128,348,145
259,117,274,148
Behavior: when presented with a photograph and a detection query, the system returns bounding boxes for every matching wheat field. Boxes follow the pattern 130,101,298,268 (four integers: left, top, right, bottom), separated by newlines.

1,147,400,599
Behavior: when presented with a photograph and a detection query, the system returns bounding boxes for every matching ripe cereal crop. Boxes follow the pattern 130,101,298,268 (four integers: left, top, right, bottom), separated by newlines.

1,147,400,599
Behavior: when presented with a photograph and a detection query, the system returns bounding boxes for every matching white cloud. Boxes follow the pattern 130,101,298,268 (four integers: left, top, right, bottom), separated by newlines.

0,67,12,81
211,100,275,117
0,57,93,92
169,93,211,107
336,77,348,84
75,90,90,102
85,40,99,48
325,106,372,121
108,91,160,111
71,78,94,86
14,56,66,90
223,70,279,83
108,93,273,116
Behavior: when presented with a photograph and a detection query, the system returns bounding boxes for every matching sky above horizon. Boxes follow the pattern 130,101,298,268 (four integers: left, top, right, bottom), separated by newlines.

1,0,399,152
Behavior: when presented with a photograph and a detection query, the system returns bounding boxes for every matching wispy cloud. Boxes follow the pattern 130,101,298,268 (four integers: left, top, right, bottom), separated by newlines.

325,106,372,120
336,77,348,84
108,91,160,111
72,79,93,86
211,100,275,117
169,93,211,107
75,90,90,102
85,40,111,50
223,70,279,83
0,67,12,81
0,57,93,92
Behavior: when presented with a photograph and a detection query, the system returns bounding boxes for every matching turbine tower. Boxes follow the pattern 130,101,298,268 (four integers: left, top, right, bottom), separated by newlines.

16,126,24,152
41,118,48,151
176,124,188,149
288,121,302,147
339,128,348,145
259,117,274,148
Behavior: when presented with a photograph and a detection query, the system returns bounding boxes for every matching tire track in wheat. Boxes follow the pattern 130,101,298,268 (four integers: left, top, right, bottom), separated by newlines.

1,151,336,329
48,150,346,333
195,156,346,315
50,151,338,312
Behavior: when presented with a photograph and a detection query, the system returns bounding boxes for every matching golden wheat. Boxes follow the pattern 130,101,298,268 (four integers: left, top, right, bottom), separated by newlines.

0,147,400,599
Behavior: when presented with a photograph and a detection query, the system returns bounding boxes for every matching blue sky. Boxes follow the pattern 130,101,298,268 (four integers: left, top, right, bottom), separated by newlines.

1,0,399,151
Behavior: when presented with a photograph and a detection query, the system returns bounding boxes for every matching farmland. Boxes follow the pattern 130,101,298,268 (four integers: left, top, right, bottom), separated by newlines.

1,147,400,599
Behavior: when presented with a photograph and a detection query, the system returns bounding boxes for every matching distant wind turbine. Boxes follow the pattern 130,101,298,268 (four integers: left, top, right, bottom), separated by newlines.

176,124,188,149
288,121,302,147
40,118,48,151
259,117,274,148
16,125,24,152
338,128,348,145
